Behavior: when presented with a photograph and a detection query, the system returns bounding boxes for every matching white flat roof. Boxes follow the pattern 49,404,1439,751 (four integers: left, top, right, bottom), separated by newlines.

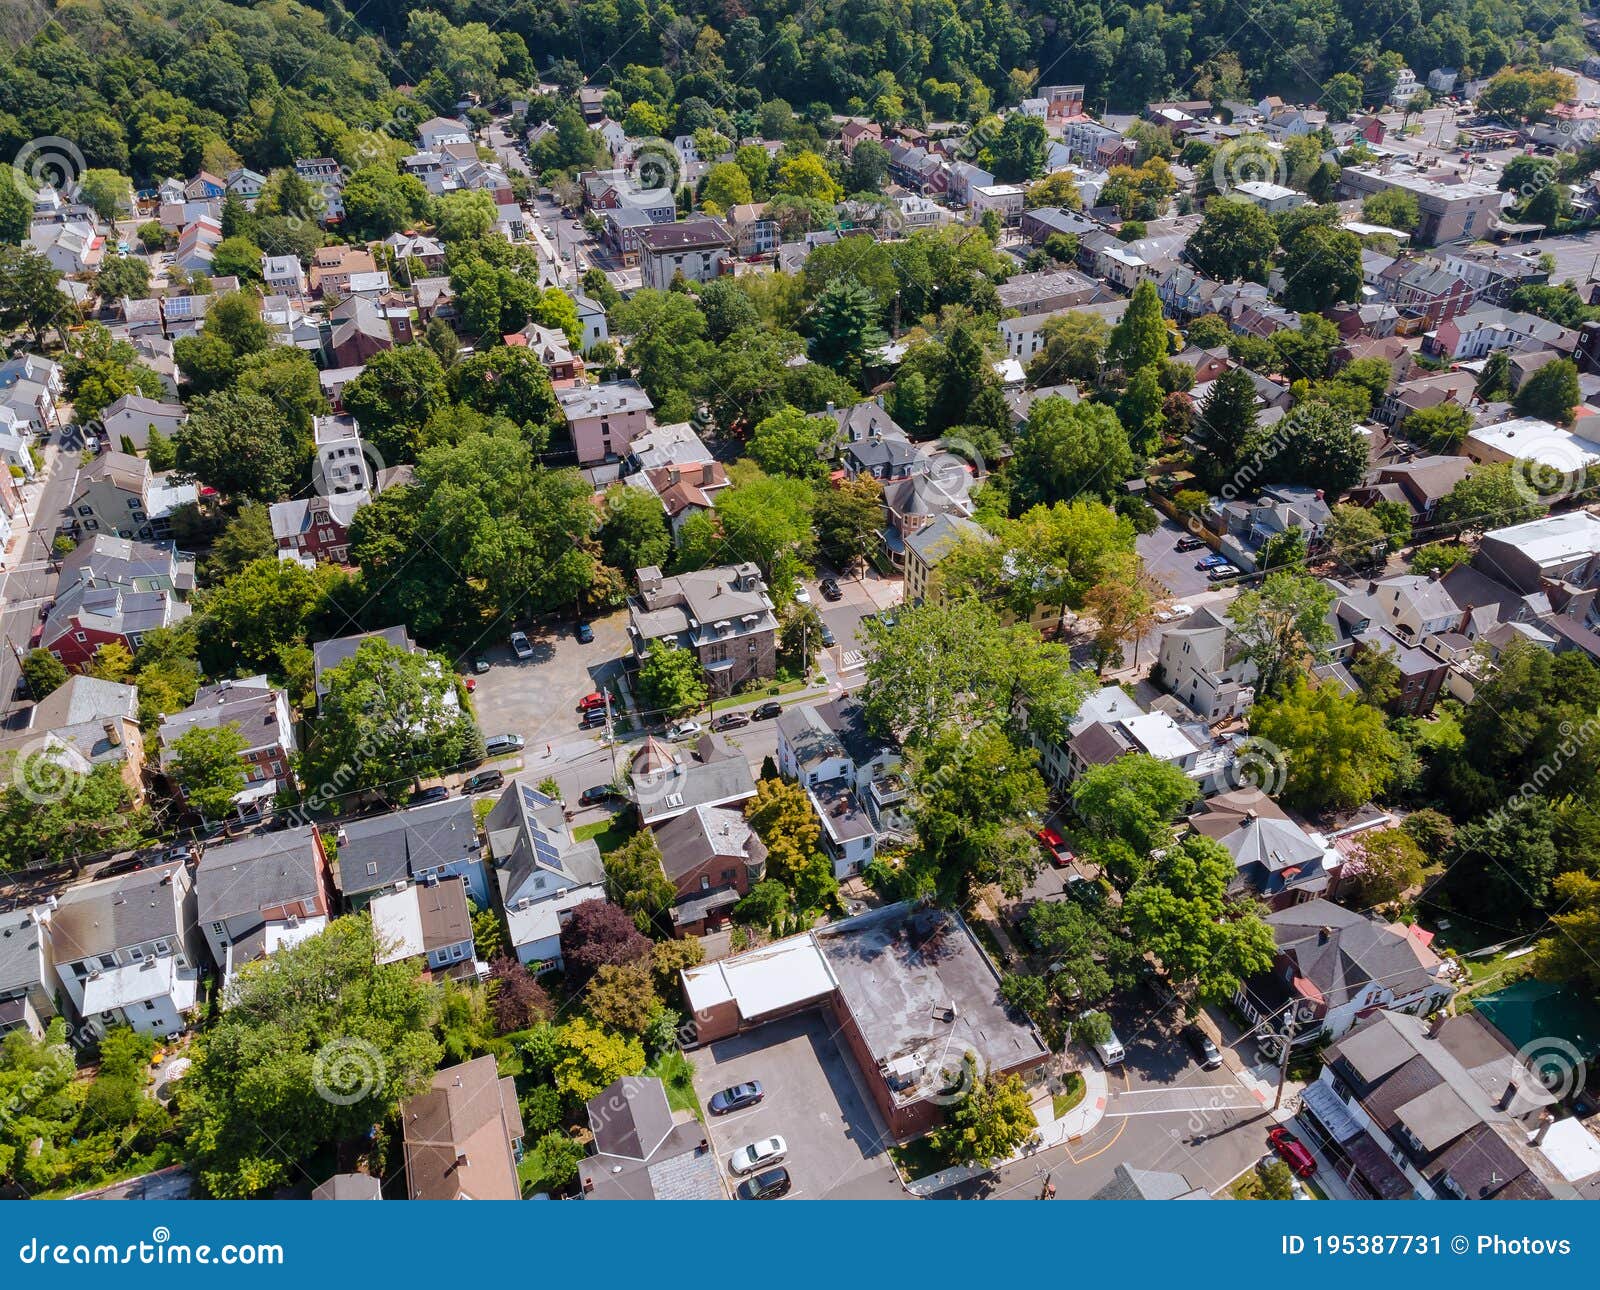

370,886,424,963
1469,418,1600,472
683,935,836,1021
1121,711,1198,762
82,956,191,1012
1537,1116,1600,1183
1485,508,1600,564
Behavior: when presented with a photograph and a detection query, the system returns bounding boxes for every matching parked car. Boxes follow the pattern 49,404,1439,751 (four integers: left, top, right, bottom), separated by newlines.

712,711,750,731
751,700,782,720
578,692,608,710
729,1136,788,1175
819,624,836,647
576,622,594,643
484,733,526,756
471,656,490,674
736,1166,791,1199
410,785,450,806
1257,1153,1310,1199
581,707,608,729
579,784,620,806
461,769,505,795
1268,1126,1318,1178
1175,535,1206,552
510,630,534,659
1207,564,1241,582
793,583,811,605
1195,554,1230,570
708,1081,764,1115
820,577,842,601
1036,826,1073,867
1085,1014,1124,1066
1183,1024,1223,1070
666,719,703,740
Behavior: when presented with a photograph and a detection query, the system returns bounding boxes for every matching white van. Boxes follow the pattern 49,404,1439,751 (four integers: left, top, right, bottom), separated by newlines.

1093,1023,1126,1067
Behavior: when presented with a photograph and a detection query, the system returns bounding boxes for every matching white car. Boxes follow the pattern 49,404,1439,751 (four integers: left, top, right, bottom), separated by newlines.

510,630,533,659
793,584,812,605
1156,602,1196,623
730,1136,787,1175
666,719,703,740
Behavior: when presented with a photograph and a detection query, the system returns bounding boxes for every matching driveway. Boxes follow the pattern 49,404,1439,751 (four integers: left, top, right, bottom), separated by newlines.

812,567,903,675
692,1010,908,1200
465,609,630,754
1138,517,1213,600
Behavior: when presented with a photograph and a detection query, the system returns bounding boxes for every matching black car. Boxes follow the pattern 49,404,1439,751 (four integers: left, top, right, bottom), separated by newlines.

737,1166,791,1200
712,711,751,731
751,700,783,720
1183,1024,1224,1070
410,785,451,806
708,1081,764,1115
819,577,842,601
581,707,607,728
579,784,620,806
461,769,504,795
819,624,836,647
1175,535,1206,552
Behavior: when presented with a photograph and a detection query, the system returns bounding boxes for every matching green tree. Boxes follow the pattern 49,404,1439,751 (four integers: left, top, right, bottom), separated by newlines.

604,830,676,932
304,636,481,795
1193,365,1261,492
0,247,66,347
1025,311,1108,385
1279,223,1361,311
814,475,885,570
94,254,152,302
551,1017,646,1102
1226,571,1336,699
1437,462,1534,534
1343,827,1425,904
746,405,828,480
1513,358,1581,424
1250,677,1398,811
1362,188,1419,231
1401,402,1473,451
20,649,68,699
174,389,299,502
599,484,671,575
1125,835,1275,1001
1324,503,1390,570
636,639,708,720
1073,753,1198,856
340,345,450,464
0,760,151,868
929,1058,1037,1164
808,275,887,384
1188,198,1276,282
701,162,753,212
179,918,441,1197
169,724,248,821
1106,279,1168,373
1010,399,1135,510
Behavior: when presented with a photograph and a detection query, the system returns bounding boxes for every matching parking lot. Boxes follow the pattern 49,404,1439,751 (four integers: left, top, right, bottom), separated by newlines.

466,608,630,753
692,1010,908,1200
1137,516,1214,600
811,567,904,674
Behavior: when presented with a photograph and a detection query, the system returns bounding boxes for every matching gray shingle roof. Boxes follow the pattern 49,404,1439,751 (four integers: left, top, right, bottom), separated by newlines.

195,827,323,924
337,797,482,898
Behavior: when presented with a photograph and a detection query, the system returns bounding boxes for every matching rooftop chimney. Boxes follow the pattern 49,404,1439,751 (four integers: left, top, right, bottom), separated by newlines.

1498,1080,1518,1111
1318,926,1333,944
103,720,121,747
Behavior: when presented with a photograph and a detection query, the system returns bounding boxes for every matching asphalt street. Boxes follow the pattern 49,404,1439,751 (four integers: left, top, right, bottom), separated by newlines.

0,431,78,725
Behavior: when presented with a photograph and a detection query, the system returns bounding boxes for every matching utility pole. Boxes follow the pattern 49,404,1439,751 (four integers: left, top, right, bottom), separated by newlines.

1273,1004,1302,1111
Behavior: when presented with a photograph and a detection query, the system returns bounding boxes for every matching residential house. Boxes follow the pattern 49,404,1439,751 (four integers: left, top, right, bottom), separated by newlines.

402,1056,524,1200
335,796,487,911
1350,455,1475,524
1366,573,1463,644
1324,577,1453,716
1092,1163,1210,1200
261,254,307,296
969,183,1026,224
1232,182,1305,214
172,217,222,274
558,380,653,466
578,1076,725,1199
293,157,346,222
194,828,332,992
571,291,608,350
726,203,777,257
882,464,975,566
635,461,729,537
158,677,295,820
1425,306,1576,362
68,451,197,542
904,513,985,607
630,734,757,829
995,267,1107,318
310,245,378,298
652,805,767,935
1303,1010,1576,1199
816,398,920,480
774,695,904,876
0,674,146,804
626,563,777,696
1190,788,1341,907
417,116,472,150
1209,485,1333,571
58,533,194,598
838,120,884,156
0,904,57,1039
637,219,734,291
49,862,202,1039
383,231,446,276
1155,607,1256,721
486,778,604,970
326,295,398,367
370,875,479,978
40,581,189,670
503,323,584,385
26,220,104,275
1031,683,1236,796
100,394,185,454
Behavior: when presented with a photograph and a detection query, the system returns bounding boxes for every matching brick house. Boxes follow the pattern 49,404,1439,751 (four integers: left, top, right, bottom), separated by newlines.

158,676,296,819
652,804,767,935
626,563,778,696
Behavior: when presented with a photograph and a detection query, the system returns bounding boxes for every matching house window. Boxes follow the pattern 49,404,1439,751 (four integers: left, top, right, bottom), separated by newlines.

129,947,143,961
153,940,169,955
700,876,711,890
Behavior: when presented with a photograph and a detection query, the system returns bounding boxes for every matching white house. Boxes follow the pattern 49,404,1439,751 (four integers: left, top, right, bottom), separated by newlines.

486,778,604,971
261,253,307,295
1155,607,1257,720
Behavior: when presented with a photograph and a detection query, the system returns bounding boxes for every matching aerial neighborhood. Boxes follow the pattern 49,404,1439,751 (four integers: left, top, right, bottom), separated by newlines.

5,0,1600,1208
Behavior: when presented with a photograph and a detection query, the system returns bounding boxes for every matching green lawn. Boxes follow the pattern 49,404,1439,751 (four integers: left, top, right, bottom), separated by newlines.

517,1134,580,1198
574,814,637,854
889,1134,956,1181
1052,1072,1086,1120
646,1049,702,1119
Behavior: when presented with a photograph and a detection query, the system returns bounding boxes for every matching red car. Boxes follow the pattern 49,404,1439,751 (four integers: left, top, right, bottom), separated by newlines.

578,692,607,711
1036,826,1074,868
1268,1126,1318,1178
460,676,477,693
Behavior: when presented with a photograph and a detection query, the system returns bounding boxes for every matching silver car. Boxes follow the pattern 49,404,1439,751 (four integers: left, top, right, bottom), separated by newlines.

729,1136,787,1175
